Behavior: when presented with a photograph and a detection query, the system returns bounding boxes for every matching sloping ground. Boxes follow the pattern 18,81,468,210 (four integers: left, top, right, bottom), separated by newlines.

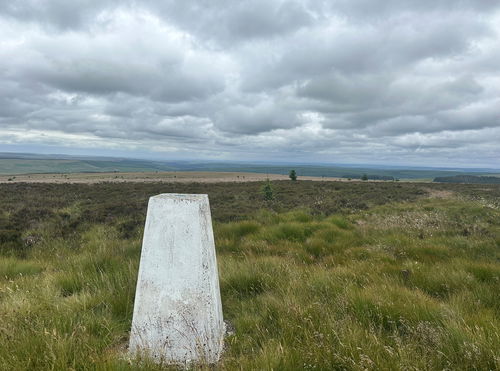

0,181,498,369
0,159,169,175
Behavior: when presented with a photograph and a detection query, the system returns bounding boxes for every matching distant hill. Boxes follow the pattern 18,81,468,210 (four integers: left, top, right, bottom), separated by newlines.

1,153,500,180
0,158,177,175
434,175,500,184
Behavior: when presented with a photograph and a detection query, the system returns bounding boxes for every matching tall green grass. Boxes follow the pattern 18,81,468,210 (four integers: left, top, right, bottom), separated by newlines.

0,257,43,279
0,195,499,369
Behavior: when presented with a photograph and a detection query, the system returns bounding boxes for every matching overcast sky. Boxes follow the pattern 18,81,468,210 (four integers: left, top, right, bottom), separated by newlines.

1,1,499,167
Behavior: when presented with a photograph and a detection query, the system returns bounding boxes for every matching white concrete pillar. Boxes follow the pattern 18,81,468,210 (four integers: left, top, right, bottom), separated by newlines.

129,194,224,364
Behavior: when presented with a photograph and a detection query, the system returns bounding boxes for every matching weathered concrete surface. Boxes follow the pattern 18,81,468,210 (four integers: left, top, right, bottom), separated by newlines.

129,194,224,364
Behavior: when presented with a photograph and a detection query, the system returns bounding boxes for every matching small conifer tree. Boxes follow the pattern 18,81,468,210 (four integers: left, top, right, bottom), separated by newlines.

289,169,297,181
262,179,274,201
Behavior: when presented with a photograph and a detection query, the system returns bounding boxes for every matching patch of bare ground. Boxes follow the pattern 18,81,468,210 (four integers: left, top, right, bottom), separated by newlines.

422,188,455,199
358,209,447,235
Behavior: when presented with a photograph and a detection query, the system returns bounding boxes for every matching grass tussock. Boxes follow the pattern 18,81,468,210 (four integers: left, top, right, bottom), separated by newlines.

0,181,499,369
0,257,43,280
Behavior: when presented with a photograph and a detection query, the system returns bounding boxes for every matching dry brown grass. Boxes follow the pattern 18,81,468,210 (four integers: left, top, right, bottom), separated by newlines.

423,188,455,199
0,171,349,184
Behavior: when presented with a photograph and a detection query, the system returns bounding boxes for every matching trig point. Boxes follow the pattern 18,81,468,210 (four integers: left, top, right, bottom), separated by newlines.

129,194,224,364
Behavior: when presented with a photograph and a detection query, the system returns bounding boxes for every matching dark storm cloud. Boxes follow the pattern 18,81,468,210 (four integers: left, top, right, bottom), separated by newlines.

1,1,499,166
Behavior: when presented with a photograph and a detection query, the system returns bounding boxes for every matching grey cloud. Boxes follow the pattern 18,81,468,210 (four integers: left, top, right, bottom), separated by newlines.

299,73,488,134
1,0,314,41
32,61,222,103
0,0,122,30
436,99,500,131
241,11,490,93
144,0,314,44
321,0,500,20
134,116,215,140
297,73,387,111
4,19,227,102
214,102,305,134
0,1,499,166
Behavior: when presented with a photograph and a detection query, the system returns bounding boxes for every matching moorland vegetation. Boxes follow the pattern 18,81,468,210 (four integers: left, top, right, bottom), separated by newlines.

434,175,500,184
0,180,499,369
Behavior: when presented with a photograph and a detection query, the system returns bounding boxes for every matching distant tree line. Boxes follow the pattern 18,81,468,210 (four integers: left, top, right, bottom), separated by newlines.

342,174,395,181
433,175,500,184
